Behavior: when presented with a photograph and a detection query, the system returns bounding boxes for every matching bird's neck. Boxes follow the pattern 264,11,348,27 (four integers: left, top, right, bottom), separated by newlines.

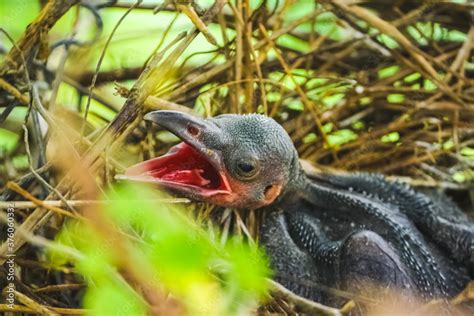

273,161,310,209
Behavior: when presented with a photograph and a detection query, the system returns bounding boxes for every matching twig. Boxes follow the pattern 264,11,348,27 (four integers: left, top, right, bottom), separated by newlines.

5,182,83,220
268,279,342,316
0,304,87,315
22,124,72,209
0,77,29,104
81,0,143,137
332,0,465,105
166,8,324,99
114,83,198,116
259,24,333,152
177,3,218,46
0,198,190,209
33,283,85,294
0,0,79,74
12,290,59,316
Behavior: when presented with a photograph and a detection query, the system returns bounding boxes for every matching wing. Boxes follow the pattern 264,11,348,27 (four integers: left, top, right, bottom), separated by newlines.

308,172,474,274
260,208,418,306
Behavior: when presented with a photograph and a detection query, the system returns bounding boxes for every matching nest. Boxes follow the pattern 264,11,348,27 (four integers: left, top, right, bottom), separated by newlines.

0,0,473,315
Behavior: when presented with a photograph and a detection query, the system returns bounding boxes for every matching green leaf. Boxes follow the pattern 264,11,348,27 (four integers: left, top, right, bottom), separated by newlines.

51,182,270,315
327,129,358,148
423,79,437,91
277,34,310,53
381,132,400,143
452,170,474,183
460,147,474,158
286,99,304,111
281,74,306,90
352,121,365,130
407,26,427,45
378,65,400,79
387,94,405,103
314,12,346,40
285,0,315,22
322,122,333,134
0,128,20,154
84,280,147,316
404,72,421,83
322,93,345,108
303,133,317,143
443,139,454,150
306,78,328,89
225,240,271,297
376,34,399,49
12,154,28,170
359,97,372,105
266,92,281,102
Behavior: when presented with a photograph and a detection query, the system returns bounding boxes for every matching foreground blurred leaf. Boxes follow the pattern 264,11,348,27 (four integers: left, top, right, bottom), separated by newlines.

49,183,270,315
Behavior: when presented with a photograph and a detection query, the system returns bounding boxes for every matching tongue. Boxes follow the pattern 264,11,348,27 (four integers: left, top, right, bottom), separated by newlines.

159,169,211,187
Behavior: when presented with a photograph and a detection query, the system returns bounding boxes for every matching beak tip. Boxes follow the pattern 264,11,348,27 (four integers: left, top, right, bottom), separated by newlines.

143,111,158,122
143,110,204,131
144,110,179,124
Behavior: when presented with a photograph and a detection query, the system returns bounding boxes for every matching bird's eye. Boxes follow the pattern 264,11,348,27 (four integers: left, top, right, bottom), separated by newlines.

238,162,254,173
235,158,259,179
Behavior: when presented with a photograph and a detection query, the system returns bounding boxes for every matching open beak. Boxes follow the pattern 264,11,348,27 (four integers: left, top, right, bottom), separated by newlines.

118,111,232,199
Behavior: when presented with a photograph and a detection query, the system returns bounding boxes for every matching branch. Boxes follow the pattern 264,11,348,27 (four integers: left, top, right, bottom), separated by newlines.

0,0,79,75
268,280,343,316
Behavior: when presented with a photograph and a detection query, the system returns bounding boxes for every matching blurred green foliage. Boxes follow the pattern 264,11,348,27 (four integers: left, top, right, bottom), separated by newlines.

0,128,19,154
49,183,270,315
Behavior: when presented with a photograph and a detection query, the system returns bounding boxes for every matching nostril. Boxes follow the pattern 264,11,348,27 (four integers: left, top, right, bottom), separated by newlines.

187,125,200,136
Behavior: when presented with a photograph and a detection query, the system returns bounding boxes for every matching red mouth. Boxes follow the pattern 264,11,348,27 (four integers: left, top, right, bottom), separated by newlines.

124,143,231,196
